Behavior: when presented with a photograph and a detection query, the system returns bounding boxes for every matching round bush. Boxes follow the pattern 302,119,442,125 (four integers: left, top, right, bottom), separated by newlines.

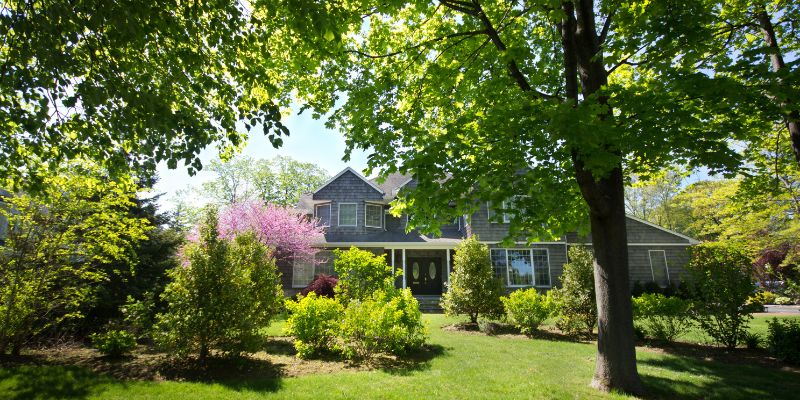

632,293,692,342
284,292,344,358
502,288,555,335
91,329,137,357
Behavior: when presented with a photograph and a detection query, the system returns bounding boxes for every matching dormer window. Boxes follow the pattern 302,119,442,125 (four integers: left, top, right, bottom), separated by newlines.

338,203,357,226
365,203,383,228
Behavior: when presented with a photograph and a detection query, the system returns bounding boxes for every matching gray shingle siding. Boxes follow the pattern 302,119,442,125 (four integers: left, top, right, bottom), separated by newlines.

313,170,386,235
566,218,691,244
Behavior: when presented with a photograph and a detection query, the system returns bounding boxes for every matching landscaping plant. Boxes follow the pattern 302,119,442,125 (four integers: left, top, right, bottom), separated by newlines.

631,293,692,342
766,317,800,365
441,236,504,324
333,247,397,303
300,274,338,298
502,288,555,335
686,242,756,349
284,292,344,358
154,209,284,359
551,246,597,337
91,329,137,357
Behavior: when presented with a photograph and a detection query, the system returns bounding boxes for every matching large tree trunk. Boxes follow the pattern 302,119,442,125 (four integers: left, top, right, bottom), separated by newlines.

756,10,800,165
574,162,644,394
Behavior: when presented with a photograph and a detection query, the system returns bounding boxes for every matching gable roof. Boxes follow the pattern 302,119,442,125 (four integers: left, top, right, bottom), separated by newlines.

369,171,413,200
313,167,385,196
625,214,700,244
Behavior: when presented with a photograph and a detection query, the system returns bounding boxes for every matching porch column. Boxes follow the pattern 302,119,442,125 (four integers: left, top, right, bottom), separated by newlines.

446,249,451,283
391,249,395,275
402,249,407,289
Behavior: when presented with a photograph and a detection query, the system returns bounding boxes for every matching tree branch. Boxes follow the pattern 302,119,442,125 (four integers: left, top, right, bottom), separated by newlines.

346,30,489,59
598,9,615,44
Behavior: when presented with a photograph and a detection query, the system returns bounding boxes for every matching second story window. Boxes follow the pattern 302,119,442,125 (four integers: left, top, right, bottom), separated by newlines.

315,203,331,227
338,203,357,226
365,203,382,228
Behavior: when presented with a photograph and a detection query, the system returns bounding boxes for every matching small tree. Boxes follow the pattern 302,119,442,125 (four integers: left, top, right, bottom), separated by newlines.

155,209,283,359
441,237,503,324
333,247,396,303
686,242,756,349
552,246,597,337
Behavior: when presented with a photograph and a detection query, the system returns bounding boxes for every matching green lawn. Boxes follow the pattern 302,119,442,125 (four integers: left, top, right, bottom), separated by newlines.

1,314,798,399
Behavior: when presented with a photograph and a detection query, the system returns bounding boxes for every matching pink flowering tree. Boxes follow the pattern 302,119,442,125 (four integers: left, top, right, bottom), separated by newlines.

217,201,323,263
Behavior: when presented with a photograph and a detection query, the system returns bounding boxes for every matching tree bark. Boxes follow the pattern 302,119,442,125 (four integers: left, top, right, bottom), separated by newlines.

756,10,800,165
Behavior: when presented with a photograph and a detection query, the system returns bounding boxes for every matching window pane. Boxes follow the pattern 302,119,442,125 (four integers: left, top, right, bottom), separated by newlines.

649,250,669,287
315,204,331,227
366,204,382,227
531,249,551,286
339,203,357,226
490,249,507,286
315,250,336,277
507,249,533,286
292,259,314,287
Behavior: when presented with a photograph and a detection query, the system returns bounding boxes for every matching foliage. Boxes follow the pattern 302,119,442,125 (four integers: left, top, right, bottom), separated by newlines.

624,169,687,232
154,209,284,359
284,293,343,359
748,291,778,310
551,246,597,337
686,243,757,349
300,274,338,299
501,289,555,335
333,247,396,304
441,237,504,324
202,155,329,207
121,294,157,341
0,163,148,355
631,294,693,342
337,289,426,361
775,296,794,305
0,0,288,190
767,318,800,365
740,331,762,350
91,329,137,358
217,201,323,264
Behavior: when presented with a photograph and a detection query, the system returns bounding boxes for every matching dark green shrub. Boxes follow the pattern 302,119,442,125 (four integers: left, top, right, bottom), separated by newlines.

333,247,397,303
502,289,555,335
632,293,692,342
551,246,597,337
284,292,343,358
441,236,504,324
686,242,756,349
740,331,762,350
91,329,137,357
767,318,800,364
337,289,427,360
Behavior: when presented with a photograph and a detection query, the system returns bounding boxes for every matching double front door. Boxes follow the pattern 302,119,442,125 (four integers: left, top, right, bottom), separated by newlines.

406,257,442,295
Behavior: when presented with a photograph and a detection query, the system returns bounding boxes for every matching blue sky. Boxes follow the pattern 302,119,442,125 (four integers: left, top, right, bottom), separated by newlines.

153,111,371,210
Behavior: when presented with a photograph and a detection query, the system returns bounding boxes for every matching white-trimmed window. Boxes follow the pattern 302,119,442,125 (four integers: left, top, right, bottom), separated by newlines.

490,248,552,287
648,250,670,287
315,203,331,227
338,203,357,226
365,203,383,228
292,250,336,288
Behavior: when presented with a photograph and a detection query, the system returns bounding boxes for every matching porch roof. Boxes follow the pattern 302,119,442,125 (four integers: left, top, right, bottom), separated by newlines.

314,229,464,248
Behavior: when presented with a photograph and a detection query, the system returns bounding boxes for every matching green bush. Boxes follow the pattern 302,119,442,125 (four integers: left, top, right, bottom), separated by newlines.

750,291,778,306
740,331,762,350
154,209,284,359
775,296,794,305
551,246,597,337
337,289,427,360
686,242,756,349
502,288,555,335
441,236,504,324
284,292,344,358
91,329,137,357
766,318,800,364
632,293,692,342
333,247,397,303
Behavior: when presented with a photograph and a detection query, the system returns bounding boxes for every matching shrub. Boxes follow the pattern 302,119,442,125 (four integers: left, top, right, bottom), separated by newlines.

551,246,597,337
502,289,555,335
631,293,692,342
122,294,156,341
337,289,427,360
91,329,137,357
333,247,396,303
441,236,504,323
284,293,343,358
749,291,778,307
686,242,756,349
154,209,284,359
766,318,800,364
300,274,338,298
775,296,794,305
740,331,761,350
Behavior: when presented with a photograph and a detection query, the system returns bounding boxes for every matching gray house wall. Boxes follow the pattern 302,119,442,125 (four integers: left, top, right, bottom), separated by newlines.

313,170,386,235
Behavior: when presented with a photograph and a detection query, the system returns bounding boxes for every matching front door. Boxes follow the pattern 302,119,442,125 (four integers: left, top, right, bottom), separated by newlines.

406,257,442,295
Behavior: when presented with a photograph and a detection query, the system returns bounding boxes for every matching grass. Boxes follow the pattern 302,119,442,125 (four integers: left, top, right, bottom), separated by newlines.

1,314,798,399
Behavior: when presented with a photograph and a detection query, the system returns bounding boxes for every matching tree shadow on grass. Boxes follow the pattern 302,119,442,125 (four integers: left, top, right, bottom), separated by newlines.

638,352,800,400
349,344,448,376
0,363,115,400
157,355,283,392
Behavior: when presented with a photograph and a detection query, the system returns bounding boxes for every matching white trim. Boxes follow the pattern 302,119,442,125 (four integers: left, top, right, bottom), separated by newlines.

445,249,451,286
481,241,567,245
391,249,396,277
492,248,552,288
365,202,383,228
648,249,671,286
313,167,385,195
575,243,694,246
317,242,461,249
402,249,407,289
625,214,700,244
314,203,332,227
337,202,358,227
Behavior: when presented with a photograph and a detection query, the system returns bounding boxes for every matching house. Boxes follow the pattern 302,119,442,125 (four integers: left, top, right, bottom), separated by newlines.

289,167,698,298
